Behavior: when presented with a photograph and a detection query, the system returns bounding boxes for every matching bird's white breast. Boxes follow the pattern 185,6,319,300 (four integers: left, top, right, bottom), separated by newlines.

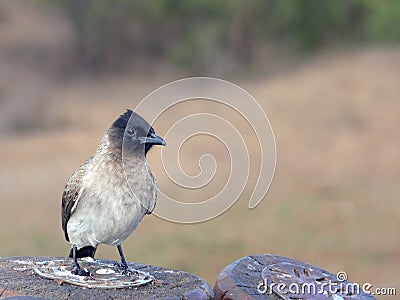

67,157,156,248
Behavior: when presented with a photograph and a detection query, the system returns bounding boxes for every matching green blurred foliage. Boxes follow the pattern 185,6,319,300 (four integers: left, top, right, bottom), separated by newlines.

366,0,400,42
44,0,400,70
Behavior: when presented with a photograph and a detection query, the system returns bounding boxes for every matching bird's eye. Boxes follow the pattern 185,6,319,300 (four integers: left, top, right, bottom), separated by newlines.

127,128,136,136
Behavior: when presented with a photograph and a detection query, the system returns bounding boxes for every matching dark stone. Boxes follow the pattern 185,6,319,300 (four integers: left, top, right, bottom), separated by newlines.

214,254,377,300
0,256,213,300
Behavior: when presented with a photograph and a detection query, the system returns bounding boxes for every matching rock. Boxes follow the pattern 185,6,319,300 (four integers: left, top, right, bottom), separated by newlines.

0,256,213,300
214,254,377,300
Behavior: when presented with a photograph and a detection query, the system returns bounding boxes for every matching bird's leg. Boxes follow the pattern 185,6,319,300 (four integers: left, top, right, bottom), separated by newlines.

71,245,91,276
114,245,138,277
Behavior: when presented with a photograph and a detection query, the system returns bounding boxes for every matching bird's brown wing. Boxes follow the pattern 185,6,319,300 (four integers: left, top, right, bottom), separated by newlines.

61,158,91,242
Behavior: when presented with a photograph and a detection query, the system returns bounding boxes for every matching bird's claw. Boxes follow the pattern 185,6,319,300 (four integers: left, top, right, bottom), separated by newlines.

114,262,139,278
71,267,91,277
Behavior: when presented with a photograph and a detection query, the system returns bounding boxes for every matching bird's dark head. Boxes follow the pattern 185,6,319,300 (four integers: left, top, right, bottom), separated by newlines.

107,109,166,156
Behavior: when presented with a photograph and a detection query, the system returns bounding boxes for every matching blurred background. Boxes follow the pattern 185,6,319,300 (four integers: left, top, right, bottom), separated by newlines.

0,0,399,295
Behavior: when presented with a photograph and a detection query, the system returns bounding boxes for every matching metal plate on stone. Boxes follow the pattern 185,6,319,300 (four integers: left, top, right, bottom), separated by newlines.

33,258,154,289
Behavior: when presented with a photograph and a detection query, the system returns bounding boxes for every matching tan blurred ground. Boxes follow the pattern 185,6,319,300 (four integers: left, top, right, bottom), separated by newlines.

0,0,399,295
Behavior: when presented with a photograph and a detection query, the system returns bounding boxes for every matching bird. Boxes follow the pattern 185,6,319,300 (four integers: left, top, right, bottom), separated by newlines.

61,109,166,276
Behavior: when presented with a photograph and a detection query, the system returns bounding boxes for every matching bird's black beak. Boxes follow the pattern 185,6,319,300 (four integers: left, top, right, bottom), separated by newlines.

141,133,166,146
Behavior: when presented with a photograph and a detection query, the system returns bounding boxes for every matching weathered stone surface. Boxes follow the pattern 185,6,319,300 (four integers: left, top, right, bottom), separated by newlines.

0,256,213,300
214,254,377,300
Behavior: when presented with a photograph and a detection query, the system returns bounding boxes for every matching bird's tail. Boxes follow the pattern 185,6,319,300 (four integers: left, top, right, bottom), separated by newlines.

68,246,97,259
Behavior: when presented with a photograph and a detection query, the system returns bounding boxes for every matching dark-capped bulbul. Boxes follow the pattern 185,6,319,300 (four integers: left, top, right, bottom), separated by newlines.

61,109,166,276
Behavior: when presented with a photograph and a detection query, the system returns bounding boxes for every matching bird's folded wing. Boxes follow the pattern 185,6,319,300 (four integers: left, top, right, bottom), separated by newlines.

61,158,92,242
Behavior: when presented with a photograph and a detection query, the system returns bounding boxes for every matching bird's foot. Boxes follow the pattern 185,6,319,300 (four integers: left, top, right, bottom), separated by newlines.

114,262,139,278
71,266,91,277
